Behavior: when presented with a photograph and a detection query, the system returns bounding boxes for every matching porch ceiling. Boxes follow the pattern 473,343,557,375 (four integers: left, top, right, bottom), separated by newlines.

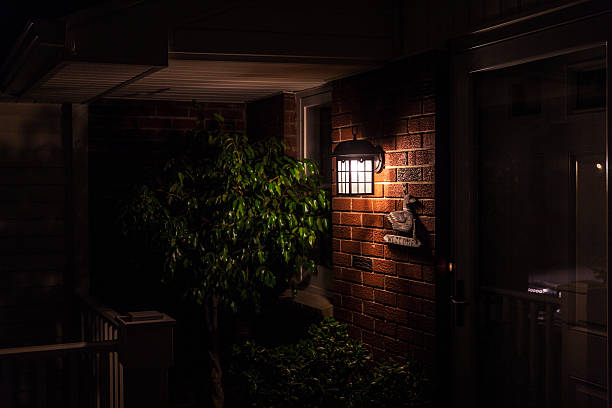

103,58,374,103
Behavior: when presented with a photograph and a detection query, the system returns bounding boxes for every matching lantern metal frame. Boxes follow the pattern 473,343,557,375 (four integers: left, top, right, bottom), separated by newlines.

331,126,384,196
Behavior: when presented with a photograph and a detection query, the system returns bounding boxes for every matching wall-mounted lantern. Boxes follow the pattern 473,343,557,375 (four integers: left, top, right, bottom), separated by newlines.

331,126,384,195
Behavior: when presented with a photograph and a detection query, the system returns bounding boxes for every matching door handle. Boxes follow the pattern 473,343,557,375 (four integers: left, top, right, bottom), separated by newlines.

450,297,469,305
451,279,468,327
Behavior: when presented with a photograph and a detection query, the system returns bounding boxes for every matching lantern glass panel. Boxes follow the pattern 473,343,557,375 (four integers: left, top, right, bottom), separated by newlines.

349,158,373,194
338,160,349,194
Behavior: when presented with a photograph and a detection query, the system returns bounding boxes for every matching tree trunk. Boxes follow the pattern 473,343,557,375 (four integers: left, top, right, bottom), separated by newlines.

205,296,224,408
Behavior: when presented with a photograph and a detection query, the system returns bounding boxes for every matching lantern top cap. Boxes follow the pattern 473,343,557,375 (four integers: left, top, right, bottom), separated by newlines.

331,139,381,158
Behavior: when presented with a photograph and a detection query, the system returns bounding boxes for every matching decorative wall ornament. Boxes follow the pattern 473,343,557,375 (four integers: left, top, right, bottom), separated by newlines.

384,186,421,247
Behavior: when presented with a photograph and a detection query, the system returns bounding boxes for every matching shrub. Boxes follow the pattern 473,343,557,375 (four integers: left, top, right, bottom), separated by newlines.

229,318,431,408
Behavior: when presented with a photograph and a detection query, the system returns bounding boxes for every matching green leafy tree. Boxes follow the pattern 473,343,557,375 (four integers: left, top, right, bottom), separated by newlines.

122,116,329,408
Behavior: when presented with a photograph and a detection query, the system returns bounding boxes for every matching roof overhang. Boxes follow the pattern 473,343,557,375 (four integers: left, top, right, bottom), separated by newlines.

0,0,397,104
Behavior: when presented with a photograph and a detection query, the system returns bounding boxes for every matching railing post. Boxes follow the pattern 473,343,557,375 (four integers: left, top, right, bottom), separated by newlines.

117,312,175,408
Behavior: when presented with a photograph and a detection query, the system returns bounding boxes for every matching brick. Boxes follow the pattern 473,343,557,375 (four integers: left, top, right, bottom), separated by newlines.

332,198,351,211
352,199,372,212
422,265,435,282
362,272,384,288
340,268,362,283
334,307,352,323
361,243,384,257
419,200,435,216
346,324,362,340
398,98,421,117
425,233,435,249
384,245,411,262
385,338,410,355
363,301,386,319
352,227,373,241
397,263,422,279
352,256,372,272
415,150,435,165
332,212,341,224
362,330,385,349
397,295,422,312
333,280,351,295
423,300,436,316
331,129,341,142
362,214,383,227
385,307,409,324
332,225,351,239
333,252,351,267
384,120,407,135
397,167,422,182
373,199,395,212
373,229,394,243
378,136,395,151
374,289,396,306
373,259,396,275
341,240,361,254
384,184,405,198
386,152,406,166
410,281,435,299
353,313,375,330
397,326,423,345
423,98,435,113
423,133,435,148
339,127,356,140
419,216,435,232
352,284,374,300
422,166,435,181
332,294,342,306
396,134,422,150
373,183,384,197
374,319,397,336
341,213,362,226
406,183,434,198
410,313,436,333
332,238,340,251
374,168,396,182
407,115,435,133
385,276,410,293
406,151,416,166
331,113,352,128
382,216,392,230
343,296,363,312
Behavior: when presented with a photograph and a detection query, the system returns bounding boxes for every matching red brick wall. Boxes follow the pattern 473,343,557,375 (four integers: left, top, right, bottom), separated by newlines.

246,92,297,158
330,53,445,362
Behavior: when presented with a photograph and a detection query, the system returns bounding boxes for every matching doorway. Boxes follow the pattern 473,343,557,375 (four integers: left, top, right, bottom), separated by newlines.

451,10,611,408
297,87,333,298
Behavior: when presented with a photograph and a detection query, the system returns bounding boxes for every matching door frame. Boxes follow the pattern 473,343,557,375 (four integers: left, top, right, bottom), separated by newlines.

450,4,612,407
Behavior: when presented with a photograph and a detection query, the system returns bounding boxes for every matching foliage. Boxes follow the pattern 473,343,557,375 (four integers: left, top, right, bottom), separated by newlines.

229,318,431,408
121,115,329,313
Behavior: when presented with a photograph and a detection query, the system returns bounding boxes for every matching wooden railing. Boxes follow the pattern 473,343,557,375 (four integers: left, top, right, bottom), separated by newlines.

479,286,562,408
0,295,174,408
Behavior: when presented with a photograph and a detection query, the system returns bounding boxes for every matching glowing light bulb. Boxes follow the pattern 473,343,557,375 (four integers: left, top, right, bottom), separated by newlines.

596,163,603,170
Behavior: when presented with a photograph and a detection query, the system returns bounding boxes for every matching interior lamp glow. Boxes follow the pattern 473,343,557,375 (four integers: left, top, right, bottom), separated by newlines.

331,126,384,195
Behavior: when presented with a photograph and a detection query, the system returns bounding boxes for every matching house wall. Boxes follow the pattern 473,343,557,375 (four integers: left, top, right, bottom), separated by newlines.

88,99,246,307
246,92,297,158
0,103,66,347
329,52,448,363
